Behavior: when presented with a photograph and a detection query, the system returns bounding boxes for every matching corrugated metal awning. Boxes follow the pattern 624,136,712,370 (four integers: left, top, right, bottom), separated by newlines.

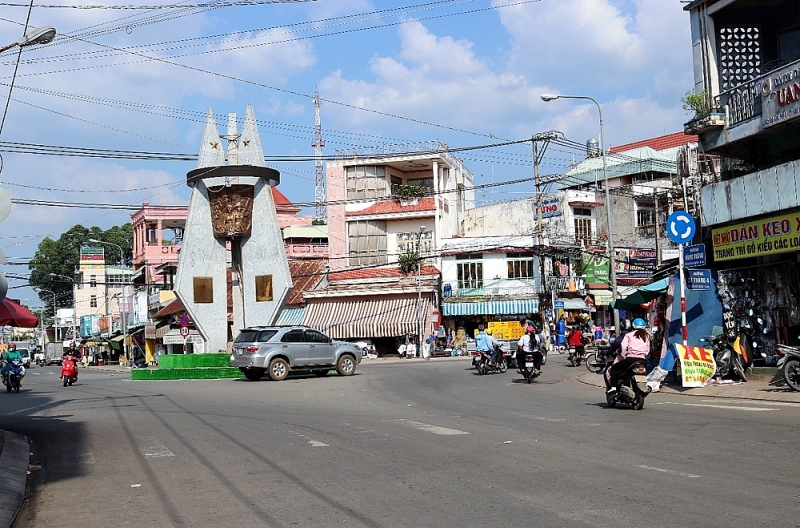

442,299,539,316
558,299,591,311
275,307,305,326
303,297,429,339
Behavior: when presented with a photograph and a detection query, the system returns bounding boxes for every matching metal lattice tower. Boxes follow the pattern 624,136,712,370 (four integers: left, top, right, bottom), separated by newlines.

312,91,326,223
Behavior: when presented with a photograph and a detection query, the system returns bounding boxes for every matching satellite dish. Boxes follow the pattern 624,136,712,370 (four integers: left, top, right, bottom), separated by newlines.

0,187,10,223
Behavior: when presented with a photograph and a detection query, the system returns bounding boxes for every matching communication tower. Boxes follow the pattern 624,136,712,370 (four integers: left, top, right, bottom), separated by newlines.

312,91,326,223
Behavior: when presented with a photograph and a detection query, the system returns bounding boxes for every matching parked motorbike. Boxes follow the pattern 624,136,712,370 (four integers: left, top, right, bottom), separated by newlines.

585,346,611,374
61,354,78,387
476,346,508,375
604,358,651,410
519,351,542,383
3,360,24,393
699,334,748,381
775,344,800,392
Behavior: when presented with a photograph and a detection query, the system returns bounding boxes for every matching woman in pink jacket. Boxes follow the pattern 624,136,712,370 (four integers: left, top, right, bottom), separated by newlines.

607,318,650,394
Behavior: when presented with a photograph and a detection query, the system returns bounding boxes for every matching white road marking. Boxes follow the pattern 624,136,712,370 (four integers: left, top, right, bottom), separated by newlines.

700,399,800,408
637,465,700,478
139,436,175,457
392,420,469,436
289,431,329,447
656,401,777,412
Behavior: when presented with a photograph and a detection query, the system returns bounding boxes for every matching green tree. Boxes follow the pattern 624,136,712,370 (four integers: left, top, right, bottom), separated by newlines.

28,223,133,313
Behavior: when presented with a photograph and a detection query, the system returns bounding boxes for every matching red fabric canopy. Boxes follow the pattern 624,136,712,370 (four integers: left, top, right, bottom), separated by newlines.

0,298,39,328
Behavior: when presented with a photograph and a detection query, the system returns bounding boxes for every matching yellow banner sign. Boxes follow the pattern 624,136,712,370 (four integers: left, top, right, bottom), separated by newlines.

711,211,800,261
675,344,716,387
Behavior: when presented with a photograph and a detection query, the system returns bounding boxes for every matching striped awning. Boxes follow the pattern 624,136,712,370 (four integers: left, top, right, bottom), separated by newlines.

303,297,430,339
442,299,539,316
275,307,305,326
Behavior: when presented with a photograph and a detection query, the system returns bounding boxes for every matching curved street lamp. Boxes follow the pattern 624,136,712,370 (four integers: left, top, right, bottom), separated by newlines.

540,93,620,333
0,26,56,53
88,239,125,265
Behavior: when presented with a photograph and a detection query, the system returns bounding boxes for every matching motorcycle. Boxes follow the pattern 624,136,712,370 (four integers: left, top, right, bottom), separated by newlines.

34,352,46,367
775,344,800,392
604,357,651,410
476,346,508,375
568,343,586,367
585,345,611,374
699,334,748,381
61,354,78,387
518,351,543,384
2,360,24,393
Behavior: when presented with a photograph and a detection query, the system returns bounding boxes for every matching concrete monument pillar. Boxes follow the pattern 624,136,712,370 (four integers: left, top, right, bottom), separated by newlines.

174,105,292,352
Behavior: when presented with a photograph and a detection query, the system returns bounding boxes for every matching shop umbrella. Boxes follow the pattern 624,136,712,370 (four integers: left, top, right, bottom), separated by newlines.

610,277,670,311
0,298,39,328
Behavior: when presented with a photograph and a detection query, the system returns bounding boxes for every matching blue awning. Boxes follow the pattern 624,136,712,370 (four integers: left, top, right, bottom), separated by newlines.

442,299,539,316
639,277,670,293
275,307,305,326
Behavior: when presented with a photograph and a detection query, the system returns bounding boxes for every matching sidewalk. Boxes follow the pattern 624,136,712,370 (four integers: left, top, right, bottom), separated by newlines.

577,372,800,403
0,430,29,528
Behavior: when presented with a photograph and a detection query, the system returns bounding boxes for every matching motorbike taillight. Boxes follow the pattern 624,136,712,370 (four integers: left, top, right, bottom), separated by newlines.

633,364,646,375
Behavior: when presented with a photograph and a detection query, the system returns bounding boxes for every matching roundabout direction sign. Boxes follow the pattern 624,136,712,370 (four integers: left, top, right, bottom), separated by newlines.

667,211,696,244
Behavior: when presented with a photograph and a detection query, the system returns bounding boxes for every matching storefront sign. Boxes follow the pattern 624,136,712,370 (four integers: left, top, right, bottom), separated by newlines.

613,248,657,278
582,254,609,284
532,198,562,220
673,344,716,387
163,334,204,345
687,269,711,290
145,324,156,340
661,248,679,261
711,211,800,261
592,291,614,305
762,62,800,128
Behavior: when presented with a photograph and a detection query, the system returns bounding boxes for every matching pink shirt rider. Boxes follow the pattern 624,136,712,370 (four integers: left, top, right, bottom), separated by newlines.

619,332,649,359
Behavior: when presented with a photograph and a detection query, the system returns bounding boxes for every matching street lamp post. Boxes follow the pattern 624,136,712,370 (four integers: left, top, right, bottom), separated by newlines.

88,239,125,265
541,93,620,333
416,225,426,359
50,273,77,343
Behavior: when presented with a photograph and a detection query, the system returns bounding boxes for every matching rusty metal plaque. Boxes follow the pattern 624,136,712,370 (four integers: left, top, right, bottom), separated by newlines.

208,185,254,238
255,275,273,302
193,277,214,303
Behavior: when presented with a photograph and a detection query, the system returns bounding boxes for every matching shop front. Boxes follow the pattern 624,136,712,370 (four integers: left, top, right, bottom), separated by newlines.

711,209,800,366
442,298,541,349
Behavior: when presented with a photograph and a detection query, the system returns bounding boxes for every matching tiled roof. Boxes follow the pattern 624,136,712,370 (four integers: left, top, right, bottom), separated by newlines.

345,197,435,216
330,264,440,281
287,259,327,305
153,297,183,318
609,132,697,154
271,187,292,206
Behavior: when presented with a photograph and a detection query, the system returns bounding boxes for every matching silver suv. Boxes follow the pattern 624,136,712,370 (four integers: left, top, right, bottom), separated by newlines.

230,326,362,381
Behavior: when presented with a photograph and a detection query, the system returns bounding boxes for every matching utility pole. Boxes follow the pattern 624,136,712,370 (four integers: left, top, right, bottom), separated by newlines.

531,131,560,316
654,189,661,267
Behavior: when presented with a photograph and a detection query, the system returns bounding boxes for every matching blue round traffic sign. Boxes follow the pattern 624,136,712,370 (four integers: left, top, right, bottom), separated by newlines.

666,211,696,244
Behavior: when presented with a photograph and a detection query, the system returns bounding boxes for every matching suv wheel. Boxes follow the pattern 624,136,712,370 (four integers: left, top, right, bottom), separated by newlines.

241,367,265,381
336,354,356,377
268,358,290,381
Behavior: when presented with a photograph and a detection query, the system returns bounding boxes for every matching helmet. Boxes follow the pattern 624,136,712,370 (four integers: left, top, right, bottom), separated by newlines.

526,325,535,334
485,328,493,336
478,323,485,331
632,318,647,329
8,343,15,350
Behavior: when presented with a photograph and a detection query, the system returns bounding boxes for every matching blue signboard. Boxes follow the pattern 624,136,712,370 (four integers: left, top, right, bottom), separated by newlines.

687,269,712,291
683,244,706,268
667,211,696,244
554,300,565,309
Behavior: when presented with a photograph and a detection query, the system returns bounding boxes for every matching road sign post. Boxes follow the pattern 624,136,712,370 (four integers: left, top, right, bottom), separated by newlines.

667,211,697,347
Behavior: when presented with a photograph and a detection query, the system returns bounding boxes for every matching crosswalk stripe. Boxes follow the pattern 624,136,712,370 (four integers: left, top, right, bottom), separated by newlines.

138,436,175,457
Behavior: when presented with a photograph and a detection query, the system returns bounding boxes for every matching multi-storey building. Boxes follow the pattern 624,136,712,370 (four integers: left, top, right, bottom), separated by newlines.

303,142,474,355
685,0,800,361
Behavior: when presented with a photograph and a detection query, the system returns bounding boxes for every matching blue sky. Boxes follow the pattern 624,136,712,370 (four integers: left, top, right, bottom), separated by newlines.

0,0,693,307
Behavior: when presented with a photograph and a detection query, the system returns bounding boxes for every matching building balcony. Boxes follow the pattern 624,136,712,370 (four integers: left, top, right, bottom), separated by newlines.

444,278,539,299
545,275,586,293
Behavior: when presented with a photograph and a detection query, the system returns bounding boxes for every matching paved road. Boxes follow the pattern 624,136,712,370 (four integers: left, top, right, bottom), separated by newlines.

2,359,799,527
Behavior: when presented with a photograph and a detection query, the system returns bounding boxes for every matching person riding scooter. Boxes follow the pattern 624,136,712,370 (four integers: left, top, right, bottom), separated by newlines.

517,325,543,376
475,324,501,366
607,318,650,394
1,344,24,386
567,325,585,366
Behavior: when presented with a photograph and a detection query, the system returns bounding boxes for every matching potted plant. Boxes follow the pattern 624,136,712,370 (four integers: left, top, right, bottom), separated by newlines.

393,184,426,206
398,249,422,274
682,90,725,134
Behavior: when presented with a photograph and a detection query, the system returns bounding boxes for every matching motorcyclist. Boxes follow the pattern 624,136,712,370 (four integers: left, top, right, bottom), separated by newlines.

517,325,543,375
607,318,650,394
567,325,585,366
1,344,23,384
63,342,79,360
608,319,633,358
475,324,501,367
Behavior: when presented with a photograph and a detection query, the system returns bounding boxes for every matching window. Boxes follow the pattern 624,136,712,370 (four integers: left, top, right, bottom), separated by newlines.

90,295,97,308
90,274,97,288
573,207,593,246
348,220,387,267
456,253,483,290
507,252,535,279
281,329,305,343
397,231,432,256
636,204,655,227
407,177,434,195
304,330,329,343
346,165,387,200
107,274,127,284
257,330,278,342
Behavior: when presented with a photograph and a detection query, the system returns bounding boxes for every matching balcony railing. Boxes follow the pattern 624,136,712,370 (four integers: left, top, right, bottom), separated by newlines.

285,243,329,258
447,278,538,298
545,275,586,292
